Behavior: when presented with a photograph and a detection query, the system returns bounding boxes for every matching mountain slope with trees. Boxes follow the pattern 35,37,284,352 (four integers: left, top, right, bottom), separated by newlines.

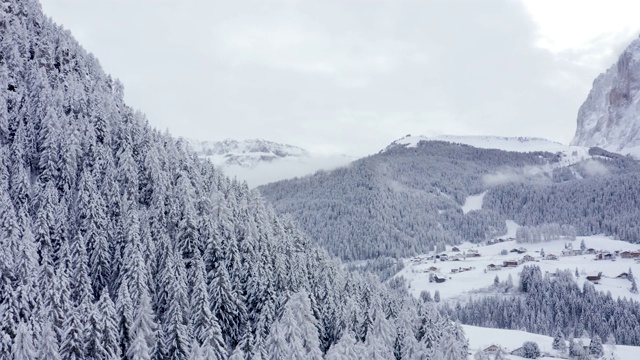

0,1,465,358
259,140,557,260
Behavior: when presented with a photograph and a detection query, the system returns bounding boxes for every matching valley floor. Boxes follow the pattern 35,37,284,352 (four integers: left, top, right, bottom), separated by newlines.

394,224,640,359
464,324,635,359
399,233,640,303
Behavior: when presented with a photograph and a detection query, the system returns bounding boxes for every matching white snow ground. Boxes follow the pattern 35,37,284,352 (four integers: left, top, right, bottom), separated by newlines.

398,233,640,303
461,191,487,214
396,224,640,359
463,324,637,359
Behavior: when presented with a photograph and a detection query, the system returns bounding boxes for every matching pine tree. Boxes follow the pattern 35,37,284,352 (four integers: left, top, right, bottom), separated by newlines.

160,252,192,360
97,289,121,360
434,290,440,303
209,258,246,346
551,330,566,353
116,281,134,358
631,276,638,294
264,323,289,360
325,331,359,360
127,330,152,360
569,339,584,358
60,306,86,360
189,253,225,360
11,322,37,360
589,334,604,358
38,320,62,360
129,290,157,358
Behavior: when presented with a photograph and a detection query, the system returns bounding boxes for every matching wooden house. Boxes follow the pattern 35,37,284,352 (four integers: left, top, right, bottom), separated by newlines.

483,345,500,354
503,260,519,268
620,251,640,259
486,264,501,271
617,272,629,279
586,272,602,283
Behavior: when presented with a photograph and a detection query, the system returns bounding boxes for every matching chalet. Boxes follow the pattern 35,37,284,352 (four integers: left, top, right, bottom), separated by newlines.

617,272,629,279
586,272,602,283
585,248,596,254
517,247,527,253
510,347,524,357
595,252,613,260
620,251,640,259
509,248,520,253
451,268,459,274
467,249,479,255
486,264,501,271
450,254,463,261
522,255,535,262
503,260,519,268
439,254,448,261
562,248,583,256
545,254,559,260
451,247,460,252
483,345,500,355
434,276,446,283
428,266,439,272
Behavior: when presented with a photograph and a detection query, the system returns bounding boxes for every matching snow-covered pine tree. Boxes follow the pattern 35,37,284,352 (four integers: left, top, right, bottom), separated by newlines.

589,334,604,358
0,1,465,358
551,330,566,352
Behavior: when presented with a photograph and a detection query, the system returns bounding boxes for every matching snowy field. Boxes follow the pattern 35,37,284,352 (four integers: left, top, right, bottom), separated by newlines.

398,232,640,302
461,191,487,214
393,219,640,359
463,324,638,359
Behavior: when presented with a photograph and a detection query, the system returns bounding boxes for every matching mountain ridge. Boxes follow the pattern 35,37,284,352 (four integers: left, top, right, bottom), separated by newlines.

185,138,309,168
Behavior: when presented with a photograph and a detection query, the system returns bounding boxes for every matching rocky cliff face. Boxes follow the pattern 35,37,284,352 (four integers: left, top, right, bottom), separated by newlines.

571,38,640,155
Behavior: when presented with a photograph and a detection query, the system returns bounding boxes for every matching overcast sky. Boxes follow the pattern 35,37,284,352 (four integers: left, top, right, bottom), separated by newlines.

39,0,640,156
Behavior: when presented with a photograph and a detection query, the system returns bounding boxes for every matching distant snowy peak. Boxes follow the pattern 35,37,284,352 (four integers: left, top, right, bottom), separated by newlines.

571,37,640,157
186,138,309,168
385,134,589,155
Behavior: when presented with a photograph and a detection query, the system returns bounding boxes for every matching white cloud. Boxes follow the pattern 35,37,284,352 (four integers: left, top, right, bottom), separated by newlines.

38,0,640,157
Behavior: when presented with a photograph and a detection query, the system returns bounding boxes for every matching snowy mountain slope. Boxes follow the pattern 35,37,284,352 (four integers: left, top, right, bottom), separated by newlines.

259,141,557,261
1,0,467,358
387,134,592,167
185,138,309,168
571,37,640,157
185,138,354,187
